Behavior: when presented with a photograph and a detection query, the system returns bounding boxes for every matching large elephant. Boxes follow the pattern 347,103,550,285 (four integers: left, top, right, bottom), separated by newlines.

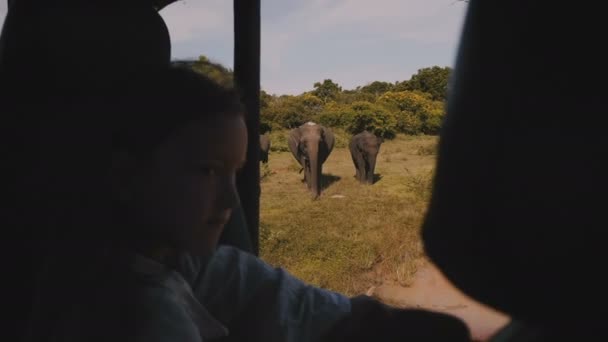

260,134,270,164
350,131,383,184
288,122,335,198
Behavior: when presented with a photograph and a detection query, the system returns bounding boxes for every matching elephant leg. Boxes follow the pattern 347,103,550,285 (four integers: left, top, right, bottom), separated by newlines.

354,150,366,183
306,169,312,189
366,153,378,184
351,153,361,179
304,160,312,189
300,157,307,182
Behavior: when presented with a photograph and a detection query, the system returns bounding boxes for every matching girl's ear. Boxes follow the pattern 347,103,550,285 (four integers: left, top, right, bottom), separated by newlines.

110,151,136,204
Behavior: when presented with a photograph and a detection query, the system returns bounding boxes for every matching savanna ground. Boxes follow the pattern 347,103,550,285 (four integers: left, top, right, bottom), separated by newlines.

259,130,437,295
258,130,510,341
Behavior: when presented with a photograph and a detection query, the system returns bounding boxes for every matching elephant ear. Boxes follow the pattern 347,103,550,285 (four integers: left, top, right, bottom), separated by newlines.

320,126,335,164
287,128,303,166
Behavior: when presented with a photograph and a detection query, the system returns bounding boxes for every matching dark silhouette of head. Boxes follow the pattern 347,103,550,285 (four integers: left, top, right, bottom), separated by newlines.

422,0,608,336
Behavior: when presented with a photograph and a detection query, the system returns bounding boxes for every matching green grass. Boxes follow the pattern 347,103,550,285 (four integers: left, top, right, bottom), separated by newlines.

259,133,438,295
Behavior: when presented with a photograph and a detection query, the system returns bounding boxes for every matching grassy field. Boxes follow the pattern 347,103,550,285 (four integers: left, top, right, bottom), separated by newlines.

259,130,439,295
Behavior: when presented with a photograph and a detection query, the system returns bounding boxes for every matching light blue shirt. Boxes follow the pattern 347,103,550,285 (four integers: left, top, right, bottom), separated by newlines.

130,252,228,342
131,245,352,342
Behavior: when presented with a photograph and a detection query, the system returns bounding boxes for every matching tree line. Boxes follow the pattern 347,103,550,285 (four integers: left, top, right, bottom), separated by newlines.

173,55,452,139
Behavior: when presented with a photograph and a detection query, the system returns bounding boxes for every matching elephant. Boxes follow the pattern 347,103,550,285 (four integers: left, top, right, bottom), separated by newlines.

288,122,335,198
350,131,383,184
260,134,270,164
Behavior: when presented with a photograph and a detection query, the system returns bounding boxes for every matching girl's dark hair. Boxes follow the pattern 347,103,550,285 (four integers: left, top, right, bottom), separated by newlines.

112,66,245,158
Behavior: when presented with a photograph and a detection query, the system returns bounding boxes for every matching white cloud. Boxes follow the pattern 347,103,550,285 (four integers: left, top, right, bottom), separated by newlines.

0,2,7,30
159,0,232,44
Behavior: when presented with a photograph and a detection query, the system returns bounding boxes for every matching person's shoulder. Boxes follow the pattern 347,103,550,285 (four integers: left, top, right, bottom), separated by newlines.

213,245,263,263
134,283,203,342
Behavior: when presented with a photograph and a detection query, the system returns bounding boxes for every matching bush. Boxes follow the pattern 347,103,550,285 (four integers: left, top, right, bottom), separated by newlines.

184,58,447,136
263,100,308,129
395,110,423,135
343,101,397,139
378,91,430,113
377,91,445,135
259,79,446,137
420,104,445,135
336,91,377,104
268,130,290,152
261,94,325,129
318,102,352,128
330,128,351,149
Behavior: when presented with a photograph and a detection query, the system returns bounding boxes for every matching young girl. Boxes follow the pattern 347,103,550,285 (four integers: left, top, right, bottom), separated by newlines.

109,66,365,341
26,66,470,342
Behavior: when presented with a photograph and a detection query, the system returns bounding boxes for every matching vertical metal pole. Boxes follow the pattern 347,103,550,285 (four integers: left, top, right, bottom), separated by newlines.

233,0,261,256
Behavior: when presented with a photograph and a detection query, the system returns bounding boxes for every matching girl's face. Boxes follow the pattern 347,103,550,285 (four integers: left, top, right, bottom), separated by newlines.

117,115,248,258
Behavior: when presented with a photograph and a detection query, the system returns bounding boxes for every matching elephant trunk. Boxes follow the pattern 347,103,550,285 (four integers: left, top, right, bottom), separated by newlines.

309,142,321,199
366,153,377,184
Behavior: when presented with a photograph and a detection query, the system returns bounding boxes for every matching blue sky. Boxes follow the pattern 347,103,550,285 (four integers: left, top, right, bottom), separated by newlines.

0,1,467,95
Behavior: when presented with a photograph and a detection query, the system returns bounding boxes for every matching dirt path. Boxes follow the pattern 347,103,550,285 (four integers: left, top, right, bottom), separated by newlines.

367,261,510,341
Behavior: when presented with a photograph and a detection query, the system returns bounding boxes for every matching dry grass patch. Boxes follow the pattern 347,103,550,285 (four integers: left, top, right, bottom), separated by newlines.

260,133,439,295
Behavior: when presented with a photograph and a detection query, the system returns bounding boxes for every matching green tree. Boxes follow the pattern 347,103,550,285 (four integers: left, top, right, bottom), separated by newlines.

262,96,305,129
261,94,324,129
318,101,352,128
298,93,324,116
396,111,424,135
259,90,276,133
343,101,397,139
378,91,445,135
260,90,274,110
395,66,452,101
420,104,445,135
312,79,342,103
378,91,430,112
393,80,407,92
359,81,394,96
336,90,376,105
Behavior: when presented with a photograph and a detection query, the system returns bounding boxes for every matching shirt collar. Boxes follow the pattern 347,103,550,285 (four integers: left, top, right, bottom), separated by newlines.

130,252,229,340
